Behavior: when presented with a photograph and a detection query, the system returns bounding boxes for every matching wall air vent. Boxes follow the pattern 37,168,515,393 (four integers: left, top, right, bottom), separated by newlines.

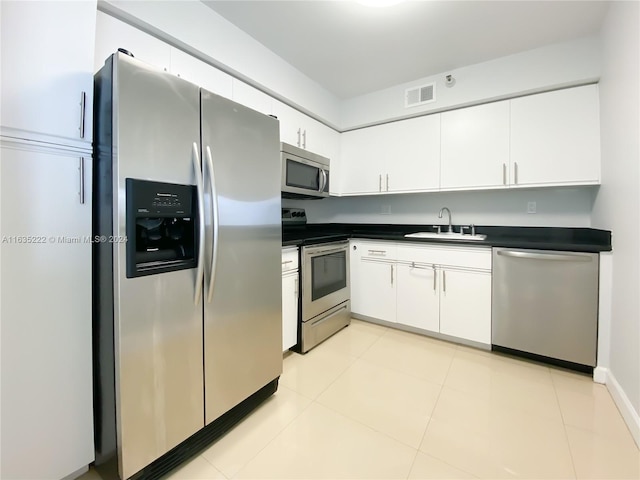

405,82,436,108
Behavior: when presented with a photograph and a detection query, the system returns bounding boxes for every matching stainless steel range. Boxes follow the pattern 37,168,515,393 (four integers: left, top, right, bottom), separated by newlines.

282,208,351,353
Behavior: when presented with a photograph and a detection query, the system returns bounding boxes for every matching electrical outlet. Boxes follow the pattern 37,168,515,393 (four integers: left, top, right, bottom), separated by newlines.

527,201,537,214
380,204,391,215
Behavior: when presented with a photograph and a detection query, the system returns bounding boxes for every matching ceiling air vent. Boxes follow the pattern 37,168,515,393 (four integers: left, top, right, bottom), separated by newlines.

405,82,436,108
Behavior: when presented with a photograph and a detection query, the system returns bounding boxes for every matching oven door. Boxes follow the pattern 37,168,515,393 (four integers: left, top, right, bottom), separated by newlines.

281,154,329,198
302,242,349,321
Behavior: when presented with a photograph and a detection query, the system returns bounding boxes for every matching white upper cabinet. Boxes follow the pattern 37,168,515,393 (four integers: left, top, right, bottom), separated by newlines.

340,126,388,194
440,101,510,190
232,79,273,116
271,100,339,161
170,49,233,99
340,115,441,195
1,0,97,145
510,85,601,187
94,11,170,73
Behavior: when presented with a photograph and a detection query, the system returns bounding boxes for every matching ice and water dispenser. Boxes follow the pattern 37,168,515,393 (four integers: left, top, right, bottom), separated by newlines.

126,179,197,278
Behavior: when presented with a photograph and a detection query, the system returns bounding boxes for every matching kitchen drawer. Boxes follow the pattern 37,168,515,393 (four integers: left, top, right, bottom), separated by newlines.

351,239,397,261
282,247,299,273
397,243,492,270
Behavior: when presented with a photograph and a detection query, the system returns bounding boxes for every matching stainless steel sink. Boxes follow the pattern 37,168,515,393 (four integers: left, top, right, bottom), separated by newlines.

404,232,487,241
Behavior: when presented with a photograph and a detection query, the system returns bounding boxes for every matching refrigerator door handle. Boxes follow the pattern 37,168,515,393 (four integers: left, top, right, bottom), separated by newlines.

193,142,206,304
205,145,219,303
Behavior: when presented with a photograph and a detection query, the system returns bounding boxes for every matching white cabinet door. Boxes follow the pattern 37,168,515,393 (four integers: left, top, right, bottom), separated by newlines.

272,101,340,163
340,115,440,195
510,85,601,187
272,100,306,147
170,48,233,99
94,11,171,73
340,127,387,194
1,0,97,144
350,241,396,322
232,79,273,116
439,269,492,344
440,101,510,190
396,263,439,332
0,145,94,479
303,117,340,163
384,115,441,193
353,260,397,322
282,272,299,351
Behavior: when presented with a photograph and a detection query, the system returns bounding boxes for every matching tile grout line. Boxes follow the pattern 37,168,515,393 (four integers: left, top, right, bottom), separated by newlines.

409,350,481,479
550,371,580,480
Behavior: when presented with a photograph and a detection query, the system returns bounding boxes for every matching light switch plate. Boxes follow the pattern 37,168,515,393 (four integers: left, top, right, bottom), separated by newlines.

527,201,537,214
380,204,391,215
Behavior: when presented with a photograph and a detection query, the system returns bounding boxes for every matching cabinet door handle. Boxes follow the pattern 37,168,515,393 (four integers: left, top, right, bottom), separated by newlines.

302,129,307,149
514,162,519,184
379,174,382,192
79,157,85,204
433,265,437,291
368,249,386,255
79,91,86,139
502,163,506,185
297,128,301,147
390,264,394,285
442,270,446,293
386,173,389,191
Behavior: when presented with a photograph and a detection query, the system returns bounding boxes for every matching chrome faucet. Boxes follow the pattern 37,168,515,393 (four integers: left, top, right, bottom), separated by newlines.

438,207,453,233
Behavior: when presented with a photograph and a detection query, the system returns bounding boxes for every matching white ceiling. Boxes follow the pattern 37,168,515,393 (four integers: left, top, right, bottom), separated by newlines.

202,0,609,99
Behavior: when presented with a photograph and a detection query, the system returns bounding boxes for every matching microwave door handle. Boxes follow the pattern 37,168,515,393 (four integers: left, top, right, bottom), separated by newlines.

205,145,219,303
192,142,205,305
319,169,327,192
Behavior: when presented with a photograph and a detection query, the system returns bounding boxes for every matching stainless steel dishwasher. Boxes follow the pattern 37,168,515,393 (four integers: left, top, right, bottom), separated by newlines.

492,247,599,369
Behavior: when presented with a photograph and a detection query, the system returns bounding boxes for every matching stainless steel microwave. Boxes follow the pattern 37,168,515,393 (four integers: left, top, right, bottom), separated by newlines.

281,142,330,199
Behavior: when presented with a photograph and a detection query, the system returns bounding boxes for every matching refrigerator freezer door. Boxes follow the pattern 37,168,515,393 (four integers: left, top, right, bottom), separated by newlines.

201,91,283,424
112,54,204,478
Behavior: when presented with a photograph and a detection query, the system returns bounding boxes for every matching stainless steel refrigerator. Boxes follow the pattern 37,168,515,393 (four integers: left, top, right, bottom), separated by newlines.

93,51,282,479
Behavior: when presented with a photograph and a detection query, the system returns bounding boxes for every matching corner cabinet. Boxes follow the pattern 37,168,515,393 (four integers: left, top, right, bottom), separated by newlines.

350,240,492,346
340,115,441,195
510,85,600,186
1,0,97,145
350,241,397,323
0,142,94,479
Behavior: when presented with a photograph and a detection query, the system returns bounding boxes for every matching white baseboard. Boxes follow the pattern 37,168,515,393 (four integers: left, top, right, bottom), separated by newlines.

593,366,608,384
605,370,640,449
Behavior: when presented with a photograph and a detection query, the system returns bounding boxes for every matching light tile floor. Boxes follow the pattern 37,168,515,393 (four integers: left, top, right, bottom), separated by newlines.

84,319,639,479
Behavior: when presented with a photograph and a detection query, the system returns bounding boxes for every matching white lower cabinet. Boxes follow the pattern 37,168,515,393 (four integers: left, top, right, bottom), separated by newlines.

350,240,397,322
351,240,492,345
396,262,439,332
282,247,299,351
0,143,94,479
439,268,492,344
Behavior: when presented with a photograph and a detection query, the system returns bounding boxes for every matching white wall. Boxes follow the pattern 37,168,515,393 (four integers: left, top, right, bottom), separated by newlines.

284,187,596,227
100,0,341,127
341,36,601,129
591,0,640,442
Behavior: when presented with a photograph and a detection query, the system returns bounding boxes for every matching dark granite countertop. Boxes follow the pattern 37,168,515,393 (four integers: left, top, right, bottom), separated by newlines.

282,223,612,252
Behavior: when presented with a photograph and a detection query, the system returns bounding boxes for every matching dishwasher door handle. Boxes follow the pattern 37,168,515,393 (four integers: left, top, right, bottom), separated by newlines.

496,250,593,262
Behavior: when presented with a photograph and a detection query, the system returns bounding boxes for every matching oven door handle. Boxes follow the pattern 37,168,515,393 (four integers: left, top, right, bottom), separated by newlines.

307,246,347,257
